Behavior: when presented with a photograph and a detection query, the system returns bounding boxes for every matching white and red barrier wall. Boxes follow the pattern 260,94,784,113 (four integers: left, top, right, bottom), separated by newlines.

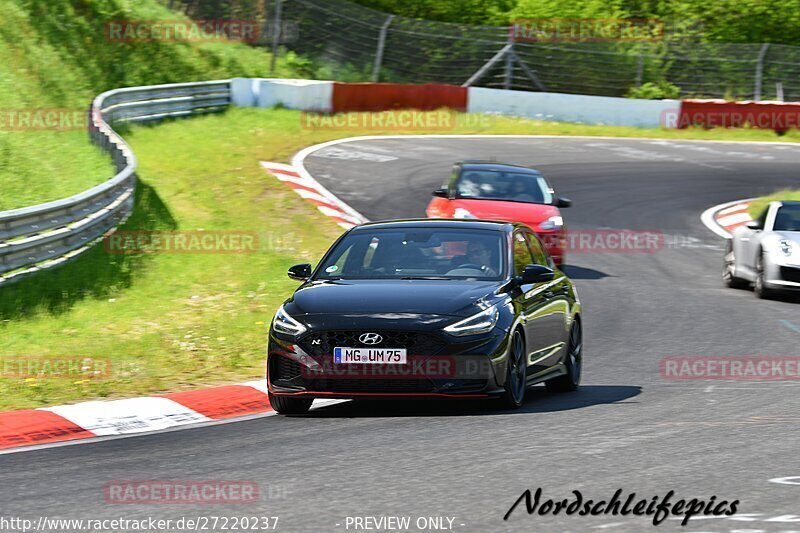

232,78,799,132
466,87,676,128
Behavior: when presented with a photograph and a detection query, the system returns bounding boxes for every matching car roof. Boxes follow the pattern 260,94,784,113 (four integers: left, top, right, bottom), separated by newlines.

777,201,800,207
352,218,519,232
458,161,542,175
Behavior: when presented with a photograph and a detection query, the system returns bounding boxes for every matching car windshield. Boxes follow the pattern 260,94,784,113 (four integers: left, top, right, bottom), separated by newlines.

315,228,506,280
455,169,553,204
773,205,800,231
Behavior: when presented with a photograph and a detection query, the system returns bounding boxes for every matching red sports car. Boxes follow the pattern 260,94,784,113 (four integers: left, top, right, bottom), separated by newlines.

426,161,571,265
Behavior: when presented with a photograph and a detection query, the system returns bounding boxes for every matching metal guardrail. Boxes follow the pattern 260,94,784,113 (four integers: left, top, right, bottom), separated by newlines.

0,80,232,286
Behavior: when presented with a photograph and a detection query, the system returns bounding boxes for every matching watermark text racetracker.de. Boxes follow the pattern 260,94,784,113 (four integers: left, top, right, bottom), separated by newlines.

504,488,738,526
0,109,87,131
661,356,800,380
105,20,260,43
104,19,299,44
510,18,665,42
0,357,110,380
104,480,260,505
542,230,729,254
104,231,259,255
0,516,280,532
541,230,664,254
301,111,495,131
662,108,800,131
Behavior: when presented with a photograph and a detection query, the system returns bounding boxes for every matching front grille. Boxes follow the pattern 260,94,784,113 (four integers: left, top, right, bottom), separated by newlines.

307,378,435,393
299,330,446,357
780,266,800,284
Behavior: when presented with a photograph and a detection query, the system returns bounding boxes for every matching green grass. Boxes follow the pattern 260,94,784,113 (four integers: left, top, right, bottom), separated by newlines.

0,131,115,211
4,107,800,410
0,0,303,210
749,189,800,218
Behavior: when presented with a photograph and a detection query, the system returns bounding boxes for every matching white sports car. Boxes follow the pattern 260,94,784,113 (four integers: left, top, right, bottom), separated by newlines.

724,201,800,298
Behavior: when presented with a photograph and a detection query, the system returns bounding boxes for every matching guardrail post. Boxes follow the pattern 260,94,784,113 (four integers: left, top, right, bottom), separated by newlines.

635,44,645,88
754,43,770,101
504,34,514,90
371,14,395,82
270,0,283,73
462,44,512,87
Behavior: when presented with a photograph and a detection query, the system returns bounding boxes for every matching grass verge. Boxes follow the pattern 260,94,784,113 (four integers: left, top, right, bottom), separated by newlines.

3,108,800,410
749,190,800,219
0,0,304,210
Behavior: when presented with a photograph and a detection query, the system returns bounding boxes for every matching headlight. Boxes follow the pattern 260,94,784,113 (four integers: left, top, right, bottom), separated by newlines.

272,304,307,336
453,207,477,219
779,239,794,257
539,216,564,230
444,305,499,336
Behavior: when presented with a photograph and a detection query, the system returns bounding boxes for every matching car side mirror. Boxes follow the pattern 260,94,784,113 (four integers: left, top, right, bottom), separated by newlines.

288,263,312,280
745,220,761,230
555,197,572,208
432,188,449,198
519,264,555,284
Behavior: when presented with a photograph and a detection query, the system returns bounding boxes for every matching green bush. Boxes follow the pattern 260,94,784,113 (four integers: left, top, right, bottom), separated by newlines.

627,81,681,99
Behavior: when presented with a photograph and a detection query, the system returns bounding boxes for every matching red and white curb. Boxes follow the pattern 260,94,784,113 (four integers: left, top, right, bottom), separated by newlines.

701,198,754,238
261,161,368,229
0,381,342,454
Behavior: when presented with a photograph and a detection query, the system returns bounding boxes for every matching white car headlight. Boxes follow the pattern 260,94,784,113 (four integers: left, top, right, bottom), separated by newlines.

444,305,499,336
272,304,307,336
539,216,564,230
453,207,477,219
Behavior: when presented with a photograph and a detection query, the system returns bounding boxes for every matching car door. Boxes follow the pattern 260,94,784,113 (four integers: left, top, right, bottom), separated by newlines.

525,231,569,369
511,230,554,378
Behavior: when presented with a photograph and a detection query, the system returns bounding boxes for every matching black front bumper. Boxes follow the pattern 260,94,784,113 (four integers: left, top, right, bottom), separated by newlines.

267,327,509,399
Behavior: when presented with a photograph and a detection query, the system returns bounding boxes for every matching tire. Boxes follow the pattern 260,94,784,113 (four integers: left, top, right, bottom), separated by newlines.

268,392,313,415
546,319,582,393
754,252,777,300
723,240,748,289
498,330,527,409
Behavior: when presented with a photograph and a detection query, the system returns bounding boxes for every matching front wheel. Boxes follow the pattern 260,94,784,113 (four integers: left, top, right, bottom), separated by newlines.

498,331,527,409
268,392,313,414
546,320,582,393
754,253,777,300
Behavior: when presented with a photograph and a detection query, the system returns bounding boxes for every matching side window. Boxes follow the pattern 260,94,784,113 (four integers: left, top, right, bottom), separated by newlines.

513,232,535,275
457,171,479,197
524,232,549,266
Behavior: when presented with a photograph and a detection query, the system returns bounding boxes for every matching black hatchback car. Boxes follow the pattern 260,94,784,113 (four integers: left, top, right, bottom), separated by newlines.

267,219,582,414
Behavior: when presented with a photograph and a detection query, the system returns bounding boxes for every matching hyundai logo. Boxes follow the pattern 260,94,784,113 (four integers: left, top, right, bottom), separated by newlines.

359,333,383,345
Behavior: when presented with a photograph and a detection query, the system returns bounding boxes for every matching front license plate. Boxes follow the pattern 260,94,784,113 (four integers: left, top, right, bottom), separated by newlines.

333,347,407,364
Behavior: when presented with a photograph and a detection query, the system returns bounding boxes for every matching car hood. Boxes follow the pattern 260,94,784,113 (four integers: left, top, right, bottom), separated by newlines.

287,279,500,317
453,199,560,227
774,230,800,243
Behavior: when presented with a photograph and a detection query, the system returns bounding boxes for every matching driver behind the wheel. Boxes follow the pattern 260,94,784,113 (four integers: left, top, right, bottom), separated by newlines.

460,241,498,276
508,178,538,202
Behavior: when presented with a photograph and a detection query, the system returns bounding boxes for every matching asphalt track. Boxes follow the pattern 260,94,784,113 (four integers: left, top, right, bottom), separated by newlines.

3,137,800,532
